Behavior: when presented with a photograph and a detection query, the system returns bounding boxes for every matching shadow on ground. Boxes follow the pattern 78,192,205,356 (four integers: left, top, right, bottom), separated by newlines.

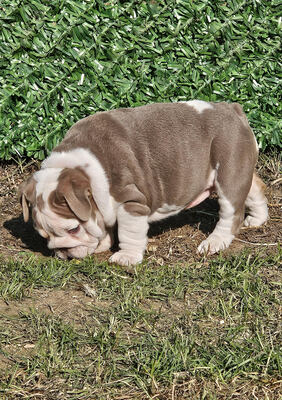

4,215,52,256
148,198,219,238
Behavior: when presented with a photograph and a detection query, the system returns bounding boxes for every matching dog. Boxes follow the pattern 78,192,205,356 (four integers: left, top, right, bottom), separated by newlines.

19,100,268,266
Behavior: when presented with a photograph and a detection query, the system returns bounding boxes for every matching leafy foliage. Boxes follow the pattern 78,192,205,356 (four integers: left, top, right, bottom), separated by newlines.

0,0,281,160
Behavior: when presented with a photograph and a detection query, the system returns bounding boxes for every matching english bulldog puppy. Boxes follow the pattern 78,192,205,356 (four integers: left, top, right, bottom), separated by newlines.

19,100,268,266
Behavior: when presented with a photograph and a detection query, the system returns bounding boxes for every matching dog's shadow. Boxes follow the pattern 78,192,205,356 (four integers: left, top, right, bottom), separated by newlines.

4,215,52,256
148,198,219,238
4,198,219,257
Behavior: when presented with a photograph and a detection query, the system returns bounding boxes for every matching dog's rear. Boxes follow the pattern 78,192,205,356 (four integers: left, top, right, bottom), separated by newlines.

198,102,268,254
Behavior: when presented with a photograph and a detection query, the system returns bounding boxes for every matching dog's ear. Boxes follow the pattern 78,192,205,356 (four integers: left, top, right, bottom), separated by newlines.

53,168,93,222
19,176,36,222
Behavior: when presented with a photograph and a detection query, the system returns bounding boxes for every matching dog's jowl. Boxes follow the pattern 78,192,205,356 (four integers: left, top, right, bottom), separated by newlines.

19,101,268,266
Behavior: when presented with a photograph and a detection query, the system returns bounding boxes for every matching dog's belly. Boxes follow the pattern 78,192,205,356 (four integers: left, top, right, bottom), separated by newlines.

148,176,215,223
185,188,213,209
148,204,184,222
148,188,213,222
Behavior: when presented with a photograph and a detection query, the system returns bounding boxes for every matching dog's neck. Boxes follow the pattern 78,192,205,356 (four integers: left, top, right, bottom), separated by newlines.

41,148,117,226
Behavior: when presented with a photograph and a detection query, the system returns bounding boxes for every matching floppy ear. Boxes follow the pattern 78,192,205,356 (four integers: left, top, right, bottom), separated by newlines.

55,168,92,222
18,176,36,222
64,186,92,222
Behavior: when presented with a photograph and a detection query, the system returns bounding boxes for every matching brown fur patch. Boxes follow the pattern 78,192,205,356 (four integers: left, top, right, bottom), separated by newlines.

48,167,98,221
19,176,37,222
48,189,75,219
18,176,36,205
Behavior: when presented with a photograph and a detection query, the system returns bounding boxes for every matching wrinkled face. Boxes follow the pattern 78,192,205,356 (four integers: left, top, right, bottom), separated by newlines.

33,200,104,260
20,167,106,259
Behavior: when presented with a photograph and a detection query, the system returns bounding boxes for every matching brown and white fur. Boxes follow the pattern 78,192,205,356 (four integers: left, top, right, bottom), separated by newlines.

19,100,268,266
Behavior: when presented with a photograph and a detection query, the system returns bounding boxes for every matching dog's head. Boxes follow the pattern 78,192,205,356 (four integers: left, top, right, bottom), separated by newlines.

19,167,106,259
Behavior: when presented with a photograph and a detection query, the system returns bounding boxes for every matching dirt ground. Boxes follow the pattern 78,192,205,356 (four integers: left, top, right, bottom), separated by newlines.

0,155,281,264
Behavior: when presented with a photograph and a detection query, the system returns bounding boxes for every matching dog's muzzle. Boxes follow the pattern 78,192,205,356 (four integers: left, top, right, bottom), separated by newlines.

55,245,96,260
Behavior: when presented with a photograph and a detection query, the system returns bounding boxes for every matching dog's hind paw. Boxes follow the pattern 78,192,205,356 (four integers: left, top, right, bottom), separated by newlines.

109,250,143,266
243,215,267,227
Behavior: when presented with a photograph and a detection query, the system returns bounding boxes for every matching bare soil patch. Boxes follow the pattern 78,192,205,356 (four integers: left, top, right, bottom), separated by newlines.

0,156,281,263
0,288,95,322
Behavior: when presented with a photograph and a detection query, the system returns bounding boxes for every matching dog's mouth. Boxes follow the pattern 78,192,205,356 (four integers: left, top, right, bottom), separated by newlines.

48,235,100,260
55,245,97,260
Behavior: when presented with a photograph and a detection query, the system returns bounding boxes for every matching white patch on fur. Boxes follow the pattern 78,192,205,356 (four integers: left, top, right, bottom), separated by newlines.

34,168,62,203
109,205,149,266
198,183,235,254
244,177,268,227
42,148,117,226
182,100,213,114
149,204,183,222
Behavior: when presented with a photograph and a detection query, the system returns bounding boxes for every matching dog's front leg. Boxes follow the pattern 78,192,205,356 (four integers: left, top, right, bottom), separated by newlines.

109,204,149,266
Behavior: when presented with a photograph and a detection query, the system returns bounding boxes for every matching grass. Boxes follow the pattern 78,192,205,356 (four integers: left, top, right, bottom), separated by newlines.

0,249,281,399
0,0,281,160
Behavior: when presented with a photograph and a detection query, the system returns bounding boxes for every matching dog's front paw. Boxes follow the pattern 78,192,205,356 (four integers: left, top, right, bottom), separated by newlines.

109,250,143,266
197,234,234,255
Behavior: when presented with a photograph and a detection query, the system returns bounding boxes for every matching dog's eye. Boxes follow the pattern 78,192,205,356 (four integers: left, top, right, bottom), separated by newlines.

67,226,80,235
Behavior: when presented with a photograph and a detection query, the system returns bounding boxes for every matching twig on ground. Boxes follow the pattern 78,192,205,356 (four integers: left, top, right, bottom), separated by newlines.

234,238,278,246
270,177,282,186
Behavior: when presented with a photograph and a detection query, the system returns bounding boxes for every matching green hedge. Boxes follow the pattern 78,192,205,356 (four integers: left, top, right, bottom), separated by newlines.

0,0,281,160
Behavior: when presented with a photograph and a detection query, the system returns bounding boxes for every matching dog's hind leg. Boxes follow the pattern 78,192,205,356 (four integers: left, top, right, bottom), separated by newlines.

197,179,245,255
198,104,268,255
197,162,253,255
244,172,268,227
